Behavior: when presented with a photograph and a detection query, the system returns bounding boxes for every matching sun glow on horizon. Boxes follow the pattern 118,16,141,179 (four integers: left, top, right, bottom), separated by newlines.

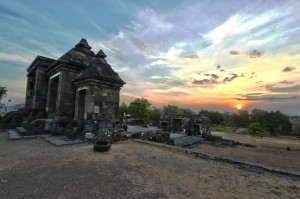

236,104,243,110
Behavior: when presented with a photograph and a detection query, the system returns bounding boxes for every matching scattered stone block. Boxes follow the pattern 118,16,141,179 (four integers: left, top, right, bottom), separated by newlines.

8,129,21,140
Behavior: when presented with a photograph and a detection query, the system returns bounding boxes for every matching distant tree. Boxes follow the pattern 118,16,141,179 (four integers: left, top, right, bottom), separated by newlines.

223,111,231,126
265,111,292,135
227,113,239,127
0,86,8,108
119,102,128,114
127,98,152,123
182,108,196,115
0,86,7,105
149,107,161,126
291,118,300,135
237,110,250,127
250,109,268,128
199,109,210,115
209,111,224,125
163,105,183,115
198,110,224,125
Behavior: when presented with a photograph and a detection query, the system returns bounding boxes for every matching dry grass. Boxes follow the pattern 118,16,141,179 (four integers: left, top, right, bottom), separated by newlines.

194,132,300,172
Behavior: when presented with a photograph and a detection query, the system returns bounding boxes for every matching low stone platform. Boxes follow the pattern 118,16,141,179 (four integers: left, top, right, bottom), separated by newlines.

171,135,202,147
8,129,22,140
44,135,85,146
8,129,41,140
7,129,84,146
15,127,28,136
127,125,158,135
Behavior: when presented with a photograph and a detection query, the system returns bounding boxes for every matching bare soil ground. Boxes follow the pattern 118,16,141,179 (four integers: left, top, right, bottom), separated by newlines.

194,132,300,172
0,131,300,199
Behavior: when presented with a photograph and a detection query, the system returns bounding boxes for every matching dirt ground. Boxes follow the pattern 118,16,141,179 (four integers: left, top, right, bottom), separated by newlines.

194,132,300,172
0,131,300,199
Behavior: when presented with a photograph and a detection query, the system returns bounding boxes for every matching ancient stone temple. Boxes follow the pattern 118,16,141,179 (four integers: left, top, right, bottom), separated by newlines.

24,38,125,128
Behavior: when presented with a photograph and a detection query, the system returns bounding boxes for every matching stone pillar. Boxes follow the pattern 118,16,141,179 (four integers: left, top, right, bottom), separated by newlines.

46,72,60,114
32,67,48,111
24,76,35,111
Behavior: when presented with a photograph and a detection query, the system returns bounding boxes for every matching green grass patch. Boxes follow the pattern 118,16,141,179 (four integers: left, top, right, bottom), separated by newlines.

240,172,251,178
287,185,300,192
270,189,283,196
211,126,236,133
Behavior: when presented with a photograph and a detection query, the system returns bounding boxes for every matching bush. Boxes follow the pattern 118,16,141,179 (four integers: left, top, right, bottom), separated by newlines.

248,122,263,134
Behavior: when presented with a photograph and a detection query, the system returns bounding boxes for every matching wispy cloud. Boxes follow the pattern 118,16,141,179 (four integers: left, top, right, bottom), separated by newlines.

229,50,263,58
282,66,296,72
279,80,294,84
267,85,300,93
0,51,32,63
235,93,298,101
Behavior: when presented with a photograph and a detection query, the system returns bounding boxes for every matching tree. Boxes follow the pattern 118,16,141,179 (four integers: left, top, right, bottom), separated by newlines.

208,111,224,125
227,113,239,127
163,105,183,115
199,109,209,115
198,110,224,125
149,108,161,126
0,86,10,111
250,109,268,128
119,102,128,114
248,122,263,134
127,98,152,123
182,108,196,115
237,110,250,127
265,111,292,135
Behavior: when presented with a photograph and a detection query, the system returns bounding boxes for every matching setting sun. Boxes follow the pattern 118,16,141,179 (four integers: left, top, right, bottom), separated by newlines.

236,104,243,110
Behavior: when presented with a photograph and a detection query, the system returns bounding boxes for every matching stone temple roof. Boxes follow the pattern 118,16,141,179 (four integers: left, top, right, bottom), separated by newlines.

74,52,125,85
55,38,95,67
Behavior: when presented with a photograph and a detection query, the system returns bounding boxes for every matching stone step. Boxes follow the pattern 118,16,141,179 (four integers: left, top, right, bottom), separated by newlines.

8,129,21,140
16,127,28,136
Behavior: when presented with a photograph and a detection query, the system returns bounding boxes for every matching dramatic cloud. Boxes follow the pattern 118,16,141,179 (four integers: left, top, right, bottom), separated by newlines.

282,66,296,72
193,79,218,85
193,72,240,86
223,73,239,83
1,0,300,114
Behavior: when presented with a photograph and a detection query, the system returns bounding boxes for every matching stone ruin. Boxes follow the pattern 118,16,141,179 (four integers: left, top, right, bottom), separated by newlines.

159,113,212,136
2,38,126,140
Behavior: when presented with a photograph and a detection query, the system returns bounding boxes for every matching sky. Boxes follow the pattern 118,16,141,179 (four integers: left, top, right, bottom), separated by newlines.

0,0,300,115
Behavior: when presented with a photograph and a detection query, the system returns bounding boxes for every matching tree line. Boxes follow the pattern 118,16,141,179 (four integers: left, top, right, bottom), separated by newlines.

120,98,294,135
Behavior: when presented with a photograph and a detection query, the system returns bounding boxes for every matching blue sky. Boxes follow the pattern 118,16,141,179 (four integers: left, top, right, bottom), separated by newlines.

0,0,300,115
